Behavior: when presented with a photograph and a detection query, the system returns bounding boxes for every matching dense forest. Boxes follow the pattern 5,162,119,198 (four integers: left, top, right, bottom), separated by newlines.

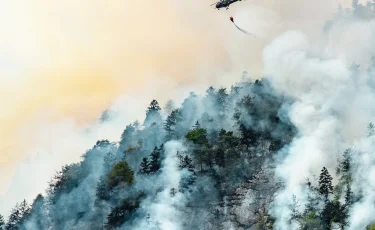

1,76,371,230
1,77,298,230
3,76,302,229
4,1,375,229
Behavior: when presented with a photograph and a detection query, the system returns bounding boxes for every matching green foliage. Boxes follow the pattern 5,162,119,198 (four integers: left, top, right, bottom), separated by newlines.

139,157,151,174
185,128,209,146
319,167,333,200
0,214,5,228
4,77,302,229
6,200,31,230
164,109,182,140
298,160,353,229
147,99,161,113
367,223,375,230
105,193,145,229
299,211,324,230
179,172,196,193
256,215,275,230
336,149,352,178
321,200,348,229
213,129,241,167
149,145,163,173
144,100,162,125
48,163,84,199
138,145,164,175
107,161,134,188
177,152,194,171
303,189,320,216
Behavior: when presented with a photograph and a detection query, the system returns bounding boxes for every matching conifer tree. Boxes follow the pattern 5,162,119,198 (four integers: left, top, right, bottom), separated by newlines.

344,184,354,206
147,99,161,113
6,200,31,230
0,214,5,229
144,100,162,126
216,88,228,118
139,157,151,174
164,109,182,141
368,122,375,137
149,147,161,173
107,161,134,187
96,176,111,201
319,167,333,200
193,120,200,129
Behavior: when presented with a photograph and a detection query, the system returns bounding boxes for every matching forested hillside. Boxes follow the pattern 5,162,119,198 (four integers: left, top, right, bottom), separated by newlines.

1,74,368,230
0,77,295,229
5,1,375,229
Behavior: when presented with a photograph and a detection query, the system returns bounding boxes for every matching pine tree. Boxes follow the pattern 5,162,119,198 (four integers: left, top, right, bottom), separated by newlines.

289,195,300,221
368,122,375,137
164,99,175,114
233,95,258,149
103,152,117,172
139,157,151,174
304,192,320,216
216,88,228,118
144,100,162,126
147,99,161,113
0,214,5,229
344,184,354,206
193,120,201,129
6,204,21,230
149,147,161,173
179,173,197,193
119,124,136,152
96,176,111,201
6,200,31,230
320,199,348,230
164,109,182,141
206,86,215,97
170,188,177,197
185,128,209,146
19,200,31,221
319,167,333,200
177,153,194,171
341,149,351,174
107,161,135,187
29,194,44,230
184,155,194,171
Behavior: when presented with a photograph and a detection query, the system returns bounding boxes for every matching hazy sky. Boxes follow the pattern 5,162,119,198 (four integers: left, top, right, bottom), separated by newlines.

0,0,355,217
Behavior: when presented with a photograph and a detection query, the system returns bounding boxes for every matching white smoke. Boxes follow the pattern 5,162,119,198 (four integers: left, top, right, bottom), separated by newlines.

134,140,186,230
263,8,375,230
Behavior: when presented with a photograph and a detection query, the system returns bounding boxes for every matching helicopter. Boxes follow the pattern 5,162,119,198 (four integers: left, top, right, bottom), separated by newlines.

211,0,242,10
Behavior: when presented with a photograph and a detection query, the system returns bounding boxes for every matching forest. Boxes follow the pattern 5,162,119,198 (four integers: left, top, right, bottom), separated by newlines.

1,75,371,229
4,1,375,229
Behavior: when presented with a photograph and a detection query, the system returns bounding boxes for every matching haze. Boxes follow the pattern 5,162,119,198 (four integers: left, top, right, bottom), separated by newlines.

0,0,354,217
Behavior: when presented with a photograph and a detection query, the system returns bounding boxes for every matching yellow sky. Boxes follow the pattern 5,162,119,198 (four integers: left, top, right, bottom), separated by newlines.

0,0,355,215
0,0,229,179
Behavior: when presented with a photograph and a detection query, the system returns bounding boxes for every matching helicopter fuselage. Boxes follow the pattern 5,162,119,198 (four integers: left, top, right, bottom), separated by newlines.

215,0,241,9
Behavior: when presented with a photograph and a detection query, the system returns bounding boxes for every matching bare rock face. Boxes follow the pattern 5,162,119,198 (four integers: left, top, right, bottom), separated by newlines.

209,165,280,230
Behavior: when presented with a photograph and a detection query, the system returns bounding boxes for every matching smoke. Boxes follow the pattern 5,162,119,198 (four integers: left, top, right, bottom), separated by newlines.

132,141,186,230
263,5,375,229
0,0,356,220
